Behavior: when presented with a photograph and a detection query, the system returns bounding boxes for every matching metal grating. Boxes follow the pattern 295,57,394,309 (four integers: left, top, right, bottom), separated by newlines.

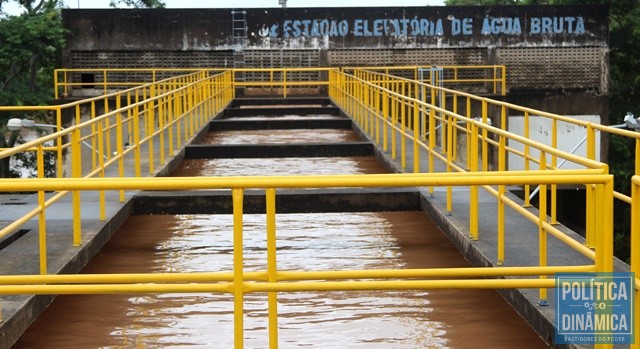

328,48,486,67
498,47,604,92
70,50,234,68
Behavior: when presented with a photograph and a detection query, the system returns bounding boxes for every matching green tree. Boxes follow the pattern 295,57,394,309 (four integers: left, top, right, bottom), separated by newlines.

0,0,65,178
109,0,165,8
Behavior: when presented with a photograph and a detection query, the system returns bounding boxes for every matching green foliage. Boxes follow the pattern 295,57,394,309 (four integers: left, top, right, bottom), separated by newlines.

0,0,65,178
109,0,165,8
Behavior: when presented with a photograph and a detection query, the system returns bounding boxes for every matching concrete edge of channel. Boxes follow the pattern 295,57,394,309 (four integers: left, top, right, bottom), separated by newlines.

0,104,215,348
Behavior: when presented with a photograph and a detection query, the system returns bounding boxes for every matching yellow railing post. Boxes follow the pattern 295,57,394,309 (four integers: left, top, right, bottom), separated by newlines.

148,92,156,175
266,188,279,349
401,85,407,171
428,105,435,193
538,151,548,305
501,65,507,96
90,101,97,170
232,188,245,349
523,111,531,207
375,87,381,145
55,108,63,178
631,176,640,349
413,100,420,173
550,119,558,224
133,99,142,178
71,128,82,246
104,99,112,161
585,124,596,248
481,99,489,171
498,135,506,266
469,122,479,241
446,114,453,213
441,91,447,152
37,144,47,275
116,96,125,202
465,96,471,170
382,90,388,152
159,86,166,166
391,94,397,160
97,118,106,221
452,95,458,162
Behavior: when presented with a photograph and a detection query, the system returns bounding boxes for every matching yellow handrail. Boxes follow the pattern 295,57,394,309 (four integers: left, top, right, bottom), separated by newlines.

0,171,615,349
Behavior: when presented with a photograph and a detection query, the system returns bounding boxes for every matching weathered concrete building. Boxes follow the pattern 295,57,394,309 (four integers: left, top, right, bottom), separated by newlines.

62,5,608,131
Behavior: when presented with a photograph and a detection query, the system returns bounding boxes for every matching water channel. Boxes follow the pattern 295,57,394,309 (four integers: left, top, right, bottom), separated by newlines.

14,125,548,348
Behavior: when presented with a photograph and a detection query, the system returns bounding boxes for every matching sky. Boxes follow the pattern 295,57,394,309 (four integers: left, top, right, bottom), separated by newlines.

4,0,445,13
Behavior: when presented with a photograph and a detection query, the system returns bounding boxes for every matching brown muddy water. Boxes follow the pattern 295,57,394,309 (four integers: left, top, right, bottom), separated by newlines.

172,157,388,177
15,212,547,348
15,128,547,348
200,129,361,145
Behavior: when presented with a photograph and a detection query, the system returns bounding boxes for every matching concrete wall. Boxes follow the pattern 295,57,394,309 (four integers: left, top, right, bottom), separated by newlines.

62,5,609,93
61,5,610,159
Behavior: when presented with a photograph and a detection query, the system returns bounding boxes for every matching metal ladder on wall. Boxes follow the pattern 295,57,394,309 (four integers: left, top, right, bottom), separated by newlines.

231,10,247,94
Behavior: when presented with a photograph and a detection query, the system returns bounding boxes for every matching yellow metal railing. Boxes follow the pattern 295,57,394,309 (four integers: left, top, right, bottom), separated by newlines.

231,67,333,98
344,65,507,95
330,68,607,259
53,68,219,99
55,67,335,100
0,171,614,349
0,66,628,348
0,69,234,265
333,68,640,250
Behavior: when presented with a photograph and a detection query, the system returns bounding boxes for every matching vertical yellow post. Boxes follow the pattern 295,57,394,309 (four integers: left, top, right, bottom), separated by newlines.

97,119,106,221
71,129,82,246
481,100,489,171
391,94,397,160
382,90,388,152
133,95,142,177
401,98,407,170
550,119,558,224
232,188,245,349
55,108,63,178
497,135,506,266
428,106,435,191
538,151,548,305
452,96,458,162
592,182,609,349
159,92,166,166
441,91,447,151
116,97,125,202
266,188,278,349
104,99,112,160
585,125,596,248
90,101,97,171
469,122,479,241
168,84,175,157
37,145,47,274
631,177,640,349
148,97,155,175
446,115,452,212
465,97,471,170
375,87,381,145
523,111,531,207
413,100,420,173
595,177,614,274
